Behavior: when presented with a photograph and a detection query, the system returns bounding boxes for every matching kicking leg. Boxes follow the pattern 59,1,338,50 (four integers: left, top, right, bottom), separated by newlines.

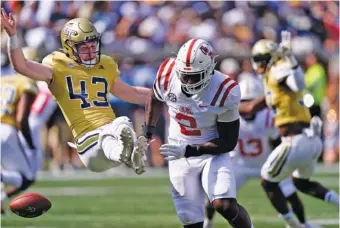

293,177,339,208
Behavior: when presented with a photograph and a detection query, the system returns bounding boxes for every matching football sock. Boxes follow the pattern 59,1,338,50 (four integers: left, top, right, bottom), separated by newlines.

1,170,22,188
324,190,339,208
286,192,306,223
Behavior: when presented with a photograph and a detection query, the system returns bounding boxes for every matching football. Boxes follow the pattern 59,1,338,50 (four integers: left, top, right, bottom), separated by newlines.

9,192,51,218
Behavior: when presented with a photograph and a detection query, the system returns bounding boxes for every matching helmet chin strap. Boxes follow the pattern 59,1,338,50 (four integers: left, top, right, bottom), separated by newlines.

80,57,97,68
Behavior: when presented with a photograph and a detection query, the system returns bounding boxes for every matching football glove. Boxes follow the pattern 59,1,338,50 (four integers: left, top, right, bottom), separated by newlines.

160,144,187,161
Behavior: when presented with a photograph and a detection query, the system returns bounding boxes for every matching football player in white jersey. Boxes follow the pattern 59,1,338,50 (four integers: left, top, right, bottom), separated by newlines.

204,75,310,228
18,81,58,174
144,39,253,228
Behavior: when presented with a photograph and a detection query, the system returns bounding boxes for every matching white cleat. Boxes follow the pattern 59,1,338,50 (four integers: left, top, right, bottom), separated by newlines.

119,126,134,167
131,136,147,175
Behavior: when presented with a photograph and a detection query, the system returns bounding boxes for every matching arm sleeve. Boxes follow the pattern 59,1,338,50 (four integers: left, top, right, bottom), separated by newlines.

271,61,305,92
284,67,306,92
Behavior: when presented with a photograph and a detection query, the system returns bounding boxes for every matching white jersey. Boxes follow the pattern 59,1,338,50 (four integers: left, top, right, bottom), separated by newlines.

30,81,57,123
19,81,57,174
153,58,240,145
231,108,279,169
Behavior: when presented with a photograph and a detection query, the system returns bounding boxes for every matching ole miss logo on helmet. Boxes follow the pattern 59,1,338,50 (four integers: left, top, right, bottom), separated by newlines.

200,46,213,57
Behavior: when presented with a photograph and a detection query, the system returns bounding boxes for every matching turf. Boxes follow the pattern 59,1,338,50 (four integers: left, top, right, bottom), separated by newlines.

1,172,339,228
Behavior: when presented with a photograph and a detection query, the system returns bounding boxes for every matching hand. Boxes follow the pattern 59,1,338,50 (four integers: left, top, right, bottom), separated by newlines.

160,144,187,161
1,8,17,36
279,30,291,53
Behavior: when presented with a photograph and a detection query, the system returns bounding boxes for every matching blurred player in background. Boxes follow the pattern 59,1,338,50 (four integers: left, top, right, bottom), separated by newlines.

204,75,310,228
144,39,253,228
1,8,150,175
250,31,339,228
16,47,59,175
0,72,38,214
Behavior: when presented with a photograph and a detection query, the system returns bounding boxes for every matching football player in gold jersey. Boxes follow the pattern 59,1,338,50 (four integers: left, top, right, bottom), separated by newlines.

251,31,339,228
0,75,38,214
1,8,150,175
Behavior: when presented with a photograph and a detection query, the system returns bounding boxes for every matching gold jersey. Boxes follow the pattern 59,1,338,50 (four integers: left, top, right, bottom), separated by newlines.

264,59,311,127
42,52,120,140
1,75,38,127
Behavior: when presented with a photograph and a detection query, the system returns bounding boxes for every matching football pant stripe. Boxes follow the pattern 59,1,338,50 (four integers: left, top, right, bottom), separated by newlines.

186,39,198,66
164,60,175,91
268,143,290,177
211,77,232,106
76,134,99,152
219,81,238,107
157,58,171,89
78,142,98,155
77,133,99,145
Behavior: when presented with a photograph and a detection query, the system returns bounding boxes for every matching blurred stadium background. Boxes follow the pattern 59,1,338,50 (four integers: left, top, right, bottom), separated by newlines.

0,1,339,227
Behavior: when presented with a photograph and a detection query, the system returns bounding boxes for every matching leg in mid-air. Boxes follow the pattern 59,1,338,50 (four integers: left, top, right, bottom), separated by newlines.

74,116,147,174
292,177,339,209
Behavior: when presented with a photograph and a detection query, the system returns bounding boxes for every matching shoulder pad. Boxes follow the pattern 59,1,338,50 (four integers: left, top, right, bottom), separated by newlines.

153,58,176,101
271,60,292,82
209,71,240,109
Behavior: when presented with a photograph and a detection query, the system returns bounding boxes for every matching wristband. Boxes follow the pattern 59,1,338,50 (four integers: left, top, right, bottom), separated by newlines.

185,145,201,157
8,34,19,50
143,124,156,139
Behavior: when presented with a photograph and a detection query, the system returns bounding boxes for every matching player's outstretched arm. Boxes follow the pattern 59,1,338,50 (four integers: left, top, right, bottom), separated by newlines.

110,78,151,104
1,8,52,83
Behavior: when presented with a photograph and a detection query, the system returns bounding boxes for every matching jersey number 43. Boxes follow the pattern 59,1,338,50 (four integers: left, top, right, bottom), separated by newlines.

66,76,109,108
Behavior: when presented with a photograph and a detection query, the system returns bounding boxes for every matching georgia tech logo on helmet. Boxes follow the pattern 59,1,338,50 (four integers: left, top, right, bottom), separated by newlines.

62,27,78,39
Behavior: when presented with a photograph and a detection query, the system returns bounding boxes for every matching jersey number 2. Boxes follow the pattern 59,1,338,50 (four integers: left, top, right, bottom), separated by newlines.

238,138,263,157
66,76,109,108
175,113,201,136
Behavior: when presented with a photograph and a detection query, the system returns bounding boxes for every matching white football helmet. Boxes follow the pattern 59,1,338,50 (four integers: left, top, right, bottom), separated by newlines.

239,74,264,101
175,39,217,94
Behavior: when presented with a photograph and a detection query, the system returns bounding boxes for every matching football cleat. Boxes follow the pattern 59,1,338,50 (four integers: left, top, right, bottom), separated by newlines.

131,136,147,175
119,126,134,167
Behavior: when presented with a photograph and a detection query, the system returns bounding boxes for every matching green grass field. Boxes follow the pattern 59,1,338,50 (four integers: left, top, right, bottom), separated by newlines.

1,170,339,228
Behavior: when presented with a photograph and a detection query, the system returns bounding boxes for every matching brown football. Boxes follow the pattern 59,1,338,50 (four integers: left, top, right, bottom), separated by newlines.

9,192,51,218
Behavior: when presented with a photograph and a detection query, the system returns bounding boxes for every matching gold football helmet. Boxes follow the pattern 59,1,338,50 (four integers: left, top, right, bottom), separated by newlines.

60,18,101,66
251,39,278,75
